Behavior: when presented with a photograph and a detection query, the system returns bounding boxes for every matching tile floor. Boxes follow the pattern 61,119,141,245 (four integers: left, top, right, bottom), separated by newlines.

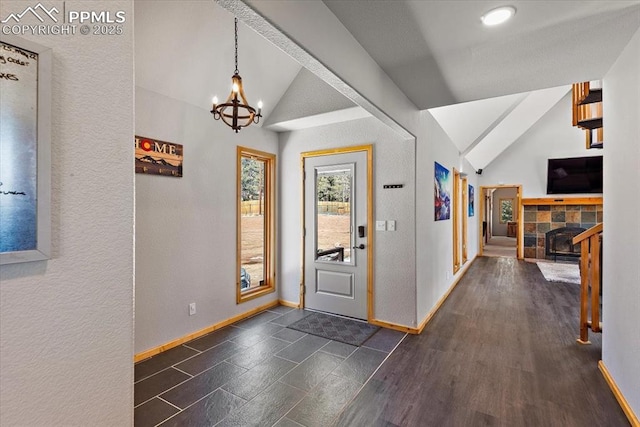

134,306,406,427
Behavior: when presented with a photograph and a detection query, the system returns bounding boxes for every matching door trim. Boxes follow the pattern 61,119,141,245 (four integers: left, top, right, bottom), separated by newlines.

453,169,461,273
300,145,374,321
478,184,523,259
462,177,468,264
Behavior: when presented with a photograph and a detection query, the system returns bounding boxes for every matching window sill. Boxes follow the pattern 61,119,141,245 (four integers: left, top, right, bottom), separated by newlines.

237,284,275,304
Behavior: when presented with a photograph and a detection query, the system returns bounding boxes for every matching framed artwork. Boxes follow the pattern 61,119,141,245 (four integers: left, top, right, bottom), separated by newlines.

135,136,183,177
0,36,52,265
469,184,475,216
434,162,450,221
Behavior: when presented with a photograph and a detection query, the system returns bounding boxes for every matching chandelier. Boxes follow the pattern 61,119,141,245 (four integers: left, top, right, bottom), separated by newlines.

211,17,262,133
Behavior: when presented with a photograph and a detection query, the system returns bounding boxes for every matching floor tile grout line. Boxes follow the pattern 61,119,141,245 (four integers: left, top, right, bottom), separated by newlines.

134,372,194,409
137,359,244,410
157,396,182,411
135,342,228,384
278,376,330,426
181,344,202,353
360,345,393,355
154,387,238,427
317,340,356,359
272,415,305,427
213,377,308,426
212,356,304,425
172,366,193,377
328,332,409,426
275,331,309,344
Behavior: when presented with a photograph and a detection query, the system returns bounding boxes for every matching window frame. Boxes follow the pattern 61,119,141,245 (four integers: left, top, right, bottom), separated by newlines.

237,146,276,303
499,198,514,224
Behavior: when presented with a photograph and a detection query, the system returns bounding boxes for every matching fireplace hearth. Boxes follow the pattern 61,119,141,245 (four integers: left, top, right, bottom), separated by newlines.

545,227,586,261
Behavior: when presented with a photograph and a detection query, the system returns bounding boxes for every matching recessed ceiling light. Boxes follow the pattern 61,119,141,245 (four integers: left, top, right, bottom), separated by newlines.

481,6,516,26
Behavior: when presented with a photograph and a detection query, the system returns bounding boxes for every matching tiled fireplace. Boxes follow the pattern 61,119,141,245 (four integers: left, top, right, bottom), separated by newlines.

523,203,603,260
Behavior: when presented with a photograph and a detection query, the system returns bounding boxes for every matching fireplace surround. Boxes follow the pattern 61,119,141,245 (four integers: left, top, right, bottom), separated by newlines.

522,201,602,259
545,227,586,261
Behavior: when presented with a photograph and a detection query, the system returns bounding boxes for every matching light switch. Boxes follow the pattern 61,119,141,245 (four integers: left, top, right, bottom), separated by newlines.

376,220,386,231
387,220,396,231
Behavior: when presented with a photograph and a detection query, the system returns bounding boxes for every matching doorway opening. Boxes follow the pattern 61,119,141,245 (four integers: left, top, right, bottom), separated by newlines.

479,185,523,259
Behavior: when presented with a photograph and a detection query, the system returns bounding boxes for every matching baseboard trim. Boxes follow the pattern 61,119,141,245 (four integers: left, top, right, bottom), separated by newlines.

369,255,477,335
278,299,300,308
369,318,418,334
415,255,477,334
599,360,640,426
134,299,280,363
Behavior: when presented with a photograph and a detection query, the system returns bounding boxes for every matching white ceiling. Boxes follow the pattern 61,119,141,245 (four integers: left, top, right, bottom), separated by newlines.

134,0,302,121
135,1,640,168
324,0,640,109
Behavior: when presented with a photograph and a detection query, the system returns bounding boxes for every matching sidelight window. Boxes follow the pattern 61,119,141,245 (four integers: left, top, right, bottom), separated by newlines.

237,147,275,303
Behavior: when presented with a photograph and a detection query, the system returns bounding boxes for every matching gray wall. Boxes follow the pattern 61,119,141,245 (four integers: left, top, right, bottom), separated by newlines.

134,87,280,354
0,1,134,424
278,117,417,327
265,68,355,127
602,27,640,416
479,93,603,197
416,111,480,324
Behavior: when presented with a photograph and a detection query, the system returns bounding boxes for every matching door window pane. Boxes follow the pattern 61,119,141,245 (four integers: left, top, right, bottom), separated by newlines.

315,166,353,263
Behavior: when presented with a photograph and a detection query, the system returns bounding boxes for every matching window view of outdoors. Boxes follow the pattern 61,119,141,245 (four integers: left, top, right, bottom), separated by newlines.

316,168,352,263
500,198,514,223
240,157,265,290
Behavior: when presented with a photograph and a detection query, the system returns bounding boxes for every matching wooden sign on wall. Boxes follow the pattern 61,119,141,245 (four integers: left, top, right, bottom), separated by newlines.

135,136,183,177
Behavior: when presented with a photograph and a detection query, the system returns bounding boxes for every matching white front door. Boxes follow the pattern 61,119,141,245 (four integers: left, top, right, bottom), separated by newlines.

303,150,369,320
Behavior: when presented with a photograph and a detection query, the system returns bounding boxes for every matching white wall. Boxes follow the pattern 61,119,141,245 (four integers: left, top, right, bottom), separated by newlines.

265,68,354,127
602,28,640,416
416,111,479,323
278,117,417,327
135,88,279,354
0,1,134,425
479,93,603,197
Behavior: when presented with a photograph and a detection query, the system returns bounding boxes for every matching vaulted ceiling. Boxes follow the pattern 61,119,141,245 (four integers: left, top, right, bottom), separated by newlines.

324,0,640,109
135,1,640,168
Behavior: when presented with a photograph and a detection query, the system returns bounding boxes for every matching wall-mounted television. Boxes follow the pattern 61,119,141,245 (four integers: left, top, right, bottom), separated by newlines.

546,156,603,194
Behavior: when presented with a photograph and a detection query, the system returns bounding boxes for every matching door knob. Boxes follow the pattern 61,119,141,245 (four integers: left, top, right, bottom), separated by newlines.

352,244,365,250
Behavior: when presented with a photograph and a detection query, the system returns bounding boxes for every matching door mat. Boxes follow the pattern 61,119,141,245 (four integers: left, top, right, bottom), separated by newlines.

536,261,581,285
287,312,380,346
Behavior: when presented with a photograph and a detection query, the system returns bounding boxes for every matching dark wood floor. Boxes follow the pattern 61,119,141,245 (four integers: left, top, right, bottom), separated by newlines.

335,257,628,426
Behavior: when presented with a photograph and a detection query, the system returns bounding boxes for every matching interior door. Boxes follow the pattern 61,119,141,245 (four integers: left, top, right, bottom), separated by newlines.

304,151,368,320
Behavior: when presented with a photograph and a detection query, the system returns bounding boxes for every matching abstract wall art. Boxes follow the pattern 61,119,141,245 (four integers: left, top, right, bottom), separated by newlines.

434,162,450,221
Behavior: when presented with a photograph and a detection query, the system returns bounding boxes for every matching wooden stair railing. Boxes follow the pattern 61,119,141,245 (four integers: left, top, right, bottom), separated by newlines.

573,223,603,344
572,82,603,149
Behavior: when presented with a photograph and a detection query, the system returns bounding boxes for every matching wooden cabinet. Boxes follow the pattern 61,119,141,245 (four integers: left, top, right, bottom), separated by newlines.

507,222,517,238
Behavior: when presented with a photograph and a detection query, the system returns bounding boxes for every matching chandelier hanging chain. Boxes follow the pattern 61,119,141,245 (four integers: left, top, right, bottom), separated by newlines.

234,17,239,74
210,16,262,132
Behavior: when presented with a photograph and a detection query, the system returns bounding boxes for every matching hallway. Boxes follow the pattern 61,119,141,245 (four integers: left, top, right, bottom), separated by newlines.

483,236,517,258
134,257,628,426
336,257,627,426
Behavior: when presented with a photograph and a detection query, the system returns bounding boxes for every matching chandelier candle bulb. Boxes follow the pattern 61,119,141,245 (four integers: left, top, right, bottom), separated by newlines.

210,17,263,132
